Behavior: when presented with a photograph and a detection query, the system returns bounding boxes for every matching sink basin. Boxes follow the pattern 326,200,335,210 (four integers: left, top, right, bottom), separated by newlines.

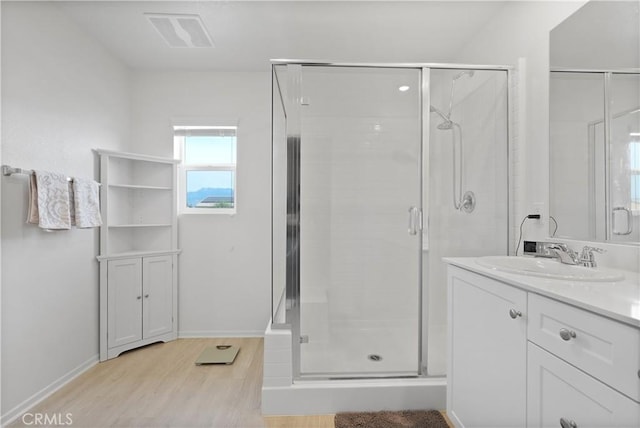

476,256,625,282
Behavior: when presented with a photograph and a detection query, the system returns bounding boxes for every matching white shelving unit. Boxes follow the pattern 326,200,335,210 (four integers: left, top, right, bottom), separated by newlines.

95,149,180,361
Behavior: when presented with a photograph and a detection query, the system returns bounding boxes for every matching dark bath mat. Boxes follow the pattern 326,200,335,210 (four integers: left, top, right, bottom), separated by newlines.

335,409,449,428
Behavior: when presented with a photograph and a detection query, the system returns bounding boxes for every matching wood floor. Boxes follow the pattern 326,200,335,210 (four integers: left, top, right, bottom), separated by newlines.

8,338,448,428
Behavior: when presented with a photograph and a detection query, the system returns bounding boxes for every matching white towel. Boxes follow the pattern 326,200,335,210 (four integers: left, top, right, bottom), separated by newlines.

34,170,72,230
72,177,102,228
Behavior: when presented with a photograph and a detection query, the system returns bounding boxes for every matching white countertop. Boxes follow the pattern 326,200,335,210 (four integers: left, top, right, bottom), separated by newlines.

444,257,640,328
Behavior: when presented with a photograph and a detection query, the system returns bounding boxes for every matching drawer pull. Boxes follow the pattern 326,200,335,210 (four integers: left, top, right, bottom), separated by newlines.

559,328,577,341
560,417,577,428
509,309,522,319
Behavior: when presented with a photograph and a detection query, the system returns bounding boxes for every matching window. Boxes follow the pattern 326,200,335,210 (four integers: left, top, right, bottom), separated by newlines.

174,125,237,214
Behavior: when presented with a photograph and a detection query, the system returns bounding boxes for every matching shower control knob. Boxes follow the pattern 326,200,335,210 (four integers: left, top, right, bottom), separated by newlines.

509,309,522,319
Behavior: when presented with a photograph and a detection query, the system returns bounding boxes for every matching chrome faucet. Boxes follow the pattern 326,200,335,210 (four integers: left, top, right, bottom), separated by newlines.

545,243,605,267
578,246,605,268
546,243,579,265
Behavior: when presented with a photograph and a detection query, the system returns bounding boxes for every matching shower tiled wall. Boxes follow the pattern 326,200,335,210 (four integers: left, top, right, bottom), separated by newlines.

263,325,292,388
426,68,509,375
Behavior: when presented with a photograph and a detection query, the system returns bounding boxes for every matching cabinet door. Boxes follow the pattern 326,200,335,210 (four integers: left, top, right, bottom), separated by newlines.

142,255,173,339
107,258,143,348
528,342,640,428
447,267,527,428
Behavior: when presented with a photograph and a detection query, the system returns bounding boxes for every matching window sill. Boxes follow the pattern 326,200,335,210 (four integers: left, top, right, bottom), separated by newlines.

179,209,236,216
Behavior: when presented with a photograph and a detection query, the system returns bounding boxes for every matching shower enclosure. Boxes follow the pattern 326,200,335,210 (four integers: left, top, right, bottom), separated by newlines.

270,62,510,383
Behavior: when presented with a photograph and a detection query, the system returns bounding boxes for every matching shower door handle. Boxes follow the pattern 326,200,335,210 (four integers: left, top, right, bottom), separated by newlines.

612,206,633,235
408,206,421,235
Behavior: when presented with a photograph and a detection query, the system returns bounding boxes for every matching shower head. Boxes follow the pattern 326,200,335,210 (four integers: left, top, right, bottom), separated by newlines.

430,105,454,130
437,121,454,130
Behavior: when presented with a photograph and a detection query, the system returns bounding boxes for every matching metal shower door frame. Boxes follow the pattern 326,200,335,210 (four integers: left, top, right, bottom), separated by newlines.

274,60,512,381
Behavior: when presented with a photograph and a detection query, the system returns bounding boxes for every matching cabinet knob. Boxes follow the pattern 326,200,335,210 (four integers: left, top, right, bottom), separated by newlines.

136,296,142,300
560,417,577,428
509,309,522,319
144,294,150,298
559,328,577,341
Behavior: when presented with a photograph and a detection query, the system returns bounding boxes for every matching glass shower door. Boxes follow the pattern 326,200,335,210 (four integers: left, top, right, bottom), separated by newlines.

609,73,640,242
297,66,422,377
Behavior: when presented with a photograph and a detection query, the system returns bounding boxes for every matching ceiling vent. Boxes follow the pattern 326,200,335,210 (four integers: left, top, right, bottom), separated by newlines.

145,13,214,48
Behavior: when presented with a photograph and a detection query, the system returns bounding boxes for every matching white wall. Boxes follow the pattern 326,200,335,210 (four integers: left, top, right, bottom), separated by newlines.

455,1,586,246
130,71,271,336
551,0,640,70
1,1,131,421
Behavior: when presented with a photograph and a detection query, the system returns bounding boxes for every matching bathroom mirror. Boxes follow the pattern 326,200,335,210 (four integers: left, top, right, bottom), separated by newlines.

549,1,640,244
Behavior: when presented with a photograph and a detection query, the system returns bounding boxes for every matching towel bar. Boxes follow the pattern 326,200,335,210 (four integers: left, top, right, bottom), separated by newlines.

3,164,74,183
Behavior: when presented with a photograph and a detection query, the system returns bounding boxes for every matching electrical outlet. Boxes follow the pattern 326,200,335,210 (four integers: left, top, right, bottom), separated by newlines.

531,203,544,221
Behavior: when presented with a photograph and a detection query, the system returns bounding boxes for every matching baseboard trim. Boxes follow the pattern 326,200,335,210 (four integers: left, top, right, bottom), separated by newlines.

178,330,264,338
1,354,99,427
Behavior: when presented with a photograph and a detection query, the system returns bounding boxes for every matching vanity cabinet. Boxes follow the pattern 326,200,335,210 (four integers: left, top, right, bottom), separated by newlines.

528,293,640,403
447,266,527,428
527,293,640,428
528,343,639,428
447,264,640,428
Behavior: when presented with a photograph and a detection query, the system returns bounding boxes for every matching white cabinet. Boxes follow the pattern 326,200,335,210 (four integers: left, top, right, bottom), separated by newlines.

107,258,143,348
528,293,640,402
142,256,174,339
447,266,527,428
447,264,640,428
527,293,640,428
95,149,179,256
96,149,180,361
528,342,640,428
105,255,176,359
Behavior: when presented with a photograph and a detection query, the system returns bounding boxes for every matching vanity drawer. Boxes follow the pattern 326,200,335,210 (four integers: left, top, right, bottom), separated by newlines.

528,293,640,402
527,342,640,428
